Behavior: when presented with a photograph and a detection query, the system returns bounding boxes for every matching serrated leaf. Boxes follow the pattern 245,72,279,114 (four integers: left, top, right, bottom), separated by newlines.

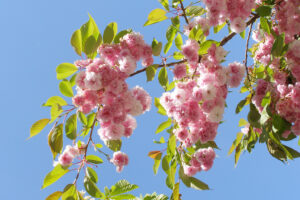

43,96,67,107
46,191,63,200
86,155,103,164
156,118,172,134
59,80,74,97
158,67,168,87
110,180,139,196
48,124,63,159
29,118,50,138
56,63,78,80
105,140,122,152
71,29,82,56
42,164,69,189
86,167,98,183
111,194,136,200
166,25,177,41
144,9,168,26
65,114,77,140
84,177,102,198
146,64,158,82
103,22,118,44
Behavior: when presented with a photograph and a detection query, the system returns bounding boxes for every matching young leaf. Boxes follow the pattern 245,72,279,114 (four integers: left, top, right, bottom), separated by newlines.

271,33,285,57
110,180,139,196
186,6,206,17
43,96,67,107
189,177,209,190
235,99,247,114
256,5,272,17
50,104,63,123
146,64,158,82
152,40,163,56
65,114,77,140
154,98,167,116
105,140,122,152
84,177,103,198
156,118,172,134
86,155,103,164
29,118,50,138
167,134,176,156
59,80,74,97
78,111,88,126
166,25,177,42
70,29,82,56
86,167,98,183
158,67,168,87
148,151,162,159
48,124,63,159
153,152,162,175
46,191,62,200
144,9,168,26
260,17,271,35
103,22,118,44
173,183,180,200
214,22,226,34
159,0,169,11
42,164,69,189
114,29,132,44
111,194,136,200
62,184,77,200
56,63,78,80
175,34,183,50
164,41,173,54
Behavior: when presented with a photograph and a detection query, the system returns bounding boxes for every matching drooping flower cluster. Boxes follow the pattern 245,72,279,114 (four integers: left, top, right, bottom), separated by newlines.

72,32,153,172
191,0,256,33
183,147,216,176
160,40,245,176
110,151,129,173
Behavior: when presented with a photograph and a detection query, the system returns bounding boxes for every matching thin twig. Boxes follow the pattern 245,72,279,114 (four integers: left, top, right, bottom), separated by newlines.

244,22,254,82
179,0,189,24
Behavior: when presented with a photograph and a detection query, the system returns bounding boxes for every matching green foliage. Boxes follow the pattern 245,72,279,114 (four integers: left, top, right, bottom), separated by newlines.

29,118,50,138
154,98,167,116
62,184,78,200
175,34,183,50
86,155,104,164
158,67,169,88
158,0,169,11
86,167,99,183
56,63,78,80
271,33,285,57
65,114,77,140
59,80,74,97
114,29,132,44
43,96,67,107
256,5,272,17
144,9,168,26
260,17,271,35
84,176,103,198
48,124,63,159
152,39,163,56
156,118,172,134
46,191,62,200
105,140,122,152
110,180,139,196
185,6,206,17
179,167,209,190
146,64,159,82
214,22,226,34
103,22,118,44
42,164,69,189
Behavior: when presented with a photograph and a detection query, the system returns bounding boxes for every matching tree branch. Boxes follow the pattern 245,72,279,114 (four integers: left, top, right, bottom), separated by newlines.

179,0,189,24
244,22,254,82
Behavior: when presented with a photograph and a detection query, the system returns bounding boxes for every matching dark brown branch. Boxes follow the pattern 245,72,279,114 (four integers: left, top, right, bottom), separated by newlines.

244,22,254,82
179,0,189,24
129,59,187,77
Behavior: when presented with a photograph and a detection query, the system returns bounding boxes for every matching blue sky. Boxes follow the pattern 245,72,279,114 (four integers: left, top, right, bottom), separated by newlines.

0,0,299,199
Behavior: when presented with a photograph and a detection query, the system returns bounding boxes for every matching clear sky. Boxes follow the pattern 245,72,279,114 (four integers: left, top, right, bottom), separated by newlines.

0,0,299,199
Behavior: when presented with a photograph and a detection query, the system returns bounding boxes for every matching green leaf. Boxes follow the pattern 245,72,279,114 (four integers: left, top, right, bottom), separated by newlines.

103,22,118,44
146,64,158,82
235,99,247,114
267,139,287,162
283,145,300,159
214,22,226,33
166,81,175,91
84,176,103,198
158,67,168,87
186,6,206,16
164,41,173,54
111,194,136,200
198,40,219,55
228,133,244,155
234,144,243,166
153,152,162,175
84,34,102,58
261,92,271,107
161,156,170,174
158,0,169,11
247,103,261,128
69,74,77,87
173,51,184,60
260,17,271,35
59,80,74,97
78,111,88,126
86,155,103,164
105,140,122,152
50,104,63,123
238,118,248,127
153,136,166,144
271,33,285,57
42,164,69,189
167,134,176,156
239,30,246,39
173,183,180,200
189,177,209,190
46,191,63,200
152,40,163,56
156,118,172,134
114,29,132,44
154,98,167,116
65,114,77,140
175,34,183,50
29,118,50,138
86,112,96,128
56,63,78,80
110,180,139,196
48,124,63,159
144,9,168,26
62,184,77,200
86,167,98,183
166,25,177,42
256,5,272,17
71,29,82,56
43,96,67,107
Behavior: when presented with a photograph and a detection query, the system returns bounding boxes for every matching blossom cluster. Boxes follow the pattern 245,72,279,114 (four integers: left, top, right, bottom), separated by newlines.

56,145,82,167
184,0,256,34
183,147,216,176
110,151,129,173
72,32,153,172
160,39,245,176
